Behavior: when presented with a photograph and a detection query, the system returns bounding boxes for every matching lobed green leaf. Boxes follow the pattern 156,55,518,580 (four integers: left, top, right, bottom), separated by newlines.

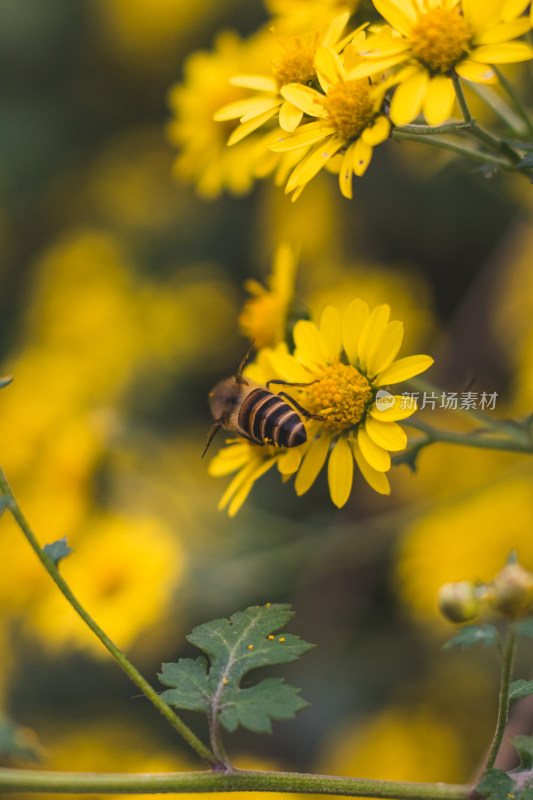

43,537,73,566
510,681,533,702
443,624,499,650
476,769,513,800
159,603,314,735
513,735,533,770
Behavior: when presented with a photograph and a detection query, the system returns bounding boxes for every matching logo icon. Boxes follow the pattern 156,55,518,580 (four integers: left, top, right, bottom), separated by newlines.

375,390,395,411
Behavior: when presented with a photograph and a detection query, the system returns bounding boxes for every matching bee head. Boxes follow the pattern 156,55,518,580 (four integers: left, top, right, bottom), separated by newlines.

208,375,245,423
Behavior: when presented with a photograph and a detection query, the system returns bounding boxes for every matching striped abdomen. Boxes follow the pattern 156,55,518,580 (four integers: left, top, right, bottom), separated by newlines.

238,388,306,447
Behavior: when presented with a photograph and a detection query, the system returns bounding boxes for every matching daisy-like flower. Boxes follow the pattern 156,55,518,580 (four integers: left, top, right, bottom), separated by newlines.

208,299,433,513
239,242,299,348
213,12,353,144
269,43,392,199
348,0,533,125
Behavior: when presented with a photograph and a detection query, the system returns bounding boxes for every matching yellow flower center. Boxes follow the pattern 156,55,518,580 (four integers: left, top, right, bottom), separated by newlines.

301,361,373,432
321,79,375,140
410,8,472,73
272,34,318,88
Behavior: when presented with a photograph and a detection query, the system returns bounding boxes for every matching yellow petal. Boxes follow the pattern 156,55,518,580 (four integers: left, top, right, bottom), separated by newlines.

315,45,345,88
218,460,257,511
369,395,417,421
365,417,407,451
358,304,390,372
372,0,417,36
319,305,342,360
285,136,345,192
327,436,354,508
227,458,277,516
323,11,351,47
475,17,532,44
268,349,311,382
454,59,496,82
361,115,391,146
294,319,327,364
390,69,428,125
423,76,456,125
208,445,251,476
280,84,327,117
239,98,283,122
214,98,269,121
462,0,502,33
278,446,305,475
375,353,434,384
501,0,530,20
366,320,404,376
351,440,391,495
279,100,304,132
339,143,355,199
347,53,409,80
352,137,374,176
230,75,278,92
294,432,331,495
270,122,333,152
470,42,533,62
227,108,278,145
357,427,391,471
342,298,370,365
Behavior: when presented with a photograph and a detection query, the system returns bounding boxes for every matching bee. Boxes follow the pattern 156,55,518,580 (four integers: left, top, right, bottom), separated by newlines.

202,342,322,457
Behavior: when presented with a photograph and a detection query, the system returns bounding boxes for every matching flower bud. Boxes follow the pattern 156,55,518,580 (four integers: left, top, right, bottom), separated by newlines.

438,581,483,623
488,563,533,619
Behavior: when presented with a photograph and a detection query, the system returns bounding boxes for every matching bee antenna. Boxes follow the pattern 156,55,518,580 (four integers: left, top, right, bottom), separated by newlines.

201,421,222,459
236,340,255,381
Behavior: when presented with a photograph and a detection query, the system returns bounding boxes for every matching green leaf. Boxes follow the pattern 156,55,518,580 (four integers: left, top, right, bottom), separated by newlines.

513,736,533,770
518,153,533,169
159,603,314,735
43,537,73,566
443,624,499,650
510,681,533,702
219,677,308,734
159,658,209,712
515,618,533,638
0,377,13,390
0,715,40,763
476,769,513,800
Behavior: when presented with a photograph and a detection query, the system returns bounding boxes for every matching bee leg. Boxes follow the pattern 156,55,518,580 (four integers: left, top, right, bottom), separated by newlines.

201,421,223,458
265,378,318,390
276,391,325,421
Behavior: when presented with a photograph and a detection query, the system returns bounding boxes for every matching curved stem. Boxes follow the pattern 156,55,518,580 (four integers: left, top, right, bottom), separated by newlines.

493,66,533,140
0,767,473,798
405,419,533,454
391,130,512,169
0,465,219,769
483,624,516,773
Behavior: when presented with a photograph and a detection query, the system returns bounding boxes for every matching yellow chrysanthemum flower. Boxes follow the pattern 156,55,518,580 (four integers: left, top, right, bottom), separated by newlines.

214,13,353,144
269,43,392,199
239,242,298,348
208,300,433,513
349,0,533,125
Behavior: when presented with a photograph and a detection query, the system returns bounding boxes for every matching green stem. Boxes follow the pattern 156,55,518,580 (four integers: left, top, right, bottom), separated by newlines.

483,624,516,773
405,419,533,454
453,75,522,164
391,130,512,169
493,66,533,140
0,465,219,769
393,122,471,136
0,767,473,798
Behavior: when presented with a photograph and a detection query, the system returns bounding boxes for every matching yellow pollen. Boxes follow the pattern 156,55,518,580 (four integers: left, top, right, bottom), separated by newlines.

279,637,285,642
268,635,275,639
301,361,373,432
223,678,228,684
410,8,472,73
248,644,254,650
272,34,318,88
322,80,375,140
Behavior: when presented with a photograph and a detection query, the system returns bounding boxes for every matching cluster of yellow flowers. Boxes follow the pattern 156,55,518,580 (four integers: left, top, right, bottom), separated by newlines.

169,0,533,199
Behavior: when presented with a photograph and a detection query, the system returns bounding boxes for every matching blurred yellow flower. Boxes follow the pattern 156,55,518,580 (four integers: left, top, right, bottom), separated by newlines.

395,467,533,622
350,0,533,125
209,300,433,512
321,706,466,784
266,0,359,33
167,32,271,199
239,243,299,348
27,513,185,655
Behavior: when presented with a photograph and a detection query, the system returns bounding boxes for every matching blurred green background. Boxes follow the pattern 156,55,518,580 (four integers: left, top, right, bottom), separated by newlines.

1,0,533,795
